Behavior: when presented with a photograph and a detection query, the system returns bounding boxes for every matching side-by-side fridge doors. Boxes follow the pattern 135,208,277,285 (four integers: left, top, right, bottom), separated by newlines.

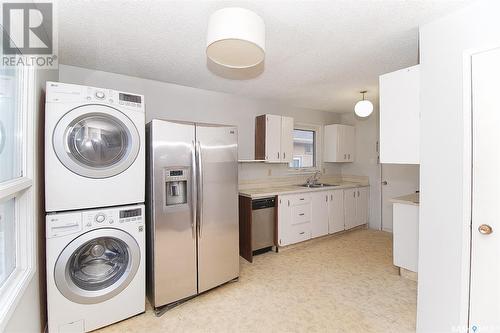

196,124,239,293
147,119,197,307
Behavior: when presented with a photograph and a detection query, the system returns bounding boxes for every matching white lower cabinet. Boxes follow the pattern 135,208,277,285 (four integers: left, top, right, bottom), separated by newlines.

278,186,369,246
344,187,369,230
311,191,329,238
328,189,345,233
278,193,312,246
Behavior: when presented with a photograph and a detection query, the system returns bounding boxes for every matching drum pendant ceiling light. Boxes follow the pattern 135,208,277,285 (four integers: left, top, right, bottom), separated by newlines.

206,7,265,69
354,91,374,117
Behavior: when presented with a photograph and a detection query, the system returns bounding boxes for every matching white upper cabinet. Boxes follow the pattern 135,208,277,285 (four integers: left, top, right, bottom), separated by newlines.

255,114,293,163
324,124,355,162
379,65,420,164
280,116,294,163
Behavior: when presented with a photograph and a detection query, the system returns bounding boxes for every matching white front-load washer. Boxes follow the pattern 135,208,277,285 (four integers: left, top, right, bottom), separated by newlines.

46,204,145,333
45,81,145,212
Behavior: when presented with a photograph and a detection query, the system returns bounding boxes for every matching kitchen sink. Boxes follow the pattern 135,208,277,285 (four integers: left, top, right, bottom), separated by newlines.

300,183,338,188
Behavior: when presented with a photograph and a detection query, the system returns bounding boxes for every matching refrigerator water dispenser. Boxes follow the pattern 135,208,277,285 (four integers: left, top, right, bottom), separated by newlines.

165,168,188,206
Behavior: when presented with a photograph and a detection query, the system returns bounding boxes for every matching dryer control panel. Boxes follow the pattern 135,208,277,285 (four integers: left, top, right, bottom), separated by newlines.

46,81,145,112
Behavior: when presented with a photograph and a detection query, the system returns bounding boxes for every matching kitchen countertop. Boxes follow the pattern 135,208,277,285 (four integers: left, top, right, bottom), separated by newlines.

239,182,369,199
390,193,419,206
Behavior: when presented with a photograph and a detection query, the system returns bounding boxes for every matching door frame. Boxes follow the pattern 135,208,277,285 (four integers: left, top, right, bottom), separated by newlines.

463,45,500,331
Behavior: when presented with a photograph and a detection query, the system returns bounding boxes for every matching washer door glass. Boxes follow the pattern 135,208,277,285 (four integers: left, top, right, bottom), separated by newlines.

55,228,141,304
69,237,129,291
53,105,140,179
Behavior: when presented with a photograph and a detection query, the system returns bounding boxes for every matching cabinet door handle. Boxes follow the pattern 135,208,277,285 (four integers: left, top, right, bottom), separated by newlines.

326,195,328,202
344,154,347,160
283,152,286,159
277,152,280,159
330,194,333,200
353,192,355,198
299,213,305,216
299,232,305,235
348,154,351,159
299,198,305,201
357,190,360,197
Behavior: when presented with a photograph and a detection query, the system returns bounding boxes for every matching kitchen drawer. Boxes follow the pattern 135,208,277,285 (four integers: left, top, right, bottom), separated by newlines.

291,204,311,225
289,194,311,206
288,222,311,244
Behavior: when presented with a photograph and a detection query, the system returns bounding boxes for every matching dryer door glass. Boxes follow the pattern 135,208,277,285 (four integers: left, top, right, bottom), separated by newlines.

54,228,141,304
53,105,141,179
69,237,129,291
68,115,128,168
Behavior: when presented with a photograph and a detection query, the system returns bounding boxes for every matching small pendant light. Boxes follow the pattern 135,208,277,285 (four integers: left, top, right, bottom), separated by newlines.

354,90,373,117
206,7,265,69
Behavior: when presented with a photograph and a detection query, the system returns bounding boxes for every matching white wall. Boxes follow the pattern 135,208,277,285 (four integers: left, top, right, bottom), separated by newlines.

5,68,58,332
417,1,500,331
58,65,342,180
339,109,382,230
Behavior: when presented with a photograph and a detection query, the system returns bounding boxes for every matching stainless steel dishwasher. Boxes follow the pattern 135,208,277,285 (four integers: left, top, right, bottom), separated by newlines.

251,197,275,254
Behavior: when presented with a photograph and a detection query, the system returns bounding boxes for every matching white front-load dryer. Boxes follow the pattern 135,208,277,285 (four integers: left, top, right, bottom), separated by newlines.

45,81,145,212
46,204,145,333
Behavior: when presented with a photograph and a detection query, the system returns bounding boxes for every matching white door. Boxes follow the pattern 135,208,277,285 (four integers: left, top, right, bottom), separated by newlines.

328,190,344,234
381,164,420,232
265,114,281,162
344,188,356,230
280,116,294,162
469,47,500,330
311,191,329,238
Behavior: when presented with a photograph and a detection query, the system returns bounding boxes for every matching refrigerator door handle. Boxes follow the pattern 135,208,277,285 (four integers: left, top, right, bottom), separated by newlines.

196,140,203,238
191,140,197,239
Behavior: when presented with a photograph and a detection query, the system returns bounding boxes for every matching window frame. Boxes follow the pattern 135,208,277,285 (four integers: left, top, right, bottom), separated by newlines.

0,65,36,330
288,123,322,174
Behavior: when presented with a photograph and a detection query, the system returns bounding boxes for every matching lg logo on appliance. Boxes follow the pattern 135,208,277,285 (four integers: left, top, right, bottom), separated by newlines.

2,2,57,68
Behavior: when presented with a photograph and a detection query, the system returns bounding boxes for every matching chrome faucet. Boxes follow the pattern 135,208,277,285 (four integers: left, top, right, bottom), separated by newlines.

306,171,321,186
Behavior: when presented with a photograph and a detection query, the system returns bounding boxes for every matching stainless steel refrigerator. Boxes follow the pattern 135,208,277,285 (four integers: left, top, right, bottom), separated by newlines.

145,119,239,309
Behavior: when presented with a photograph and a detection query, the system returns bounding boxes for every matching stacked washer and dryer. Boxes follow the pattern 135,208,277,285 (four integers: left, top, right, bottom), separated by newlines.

45,82,146,332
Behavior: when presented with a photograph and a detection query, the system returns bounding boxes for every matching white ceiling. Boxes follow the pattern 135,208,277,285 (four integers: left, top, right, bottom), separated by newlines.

58,0,470,112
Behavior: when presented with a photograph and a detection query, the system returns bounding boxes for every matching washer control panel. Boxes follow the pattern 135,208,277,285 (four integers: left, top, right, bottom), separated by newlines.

46,204,145,238
84,207,143,228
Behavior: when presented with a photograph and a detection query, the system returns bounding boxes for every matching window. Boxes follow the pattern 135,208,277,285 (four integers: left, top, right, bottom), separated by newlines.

289,129,316,169
0,65,36,328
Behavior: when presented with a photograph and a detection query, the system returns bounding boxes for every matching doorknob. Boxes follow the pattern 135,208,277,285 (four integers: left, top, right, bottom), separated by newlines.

382,181,388,185
478,224,493,235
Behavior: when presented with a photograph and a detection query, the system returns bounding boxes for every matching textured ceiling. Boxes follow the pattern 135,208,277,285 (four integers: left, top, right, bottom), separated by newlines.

58,0,470,112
